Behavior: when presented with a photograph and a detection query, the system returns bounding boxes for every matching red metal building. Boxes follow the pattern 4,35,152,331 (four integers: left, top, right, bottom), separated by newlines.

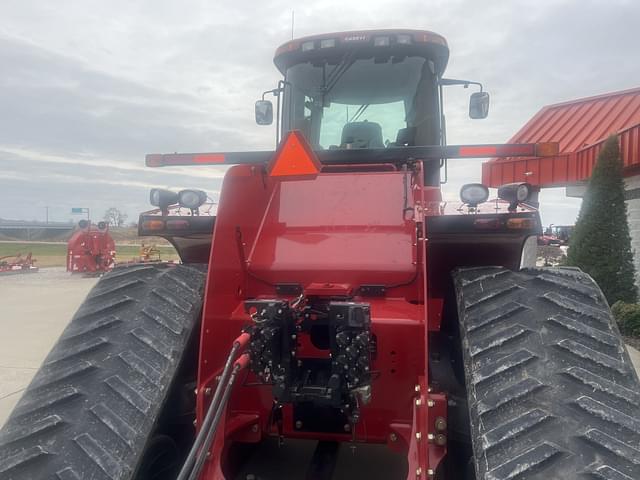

482,87,640,188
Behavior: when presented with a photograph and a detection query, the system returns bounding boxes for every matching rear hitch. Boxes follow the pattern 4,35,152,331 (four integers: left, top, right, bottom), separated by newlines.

245,297,374,435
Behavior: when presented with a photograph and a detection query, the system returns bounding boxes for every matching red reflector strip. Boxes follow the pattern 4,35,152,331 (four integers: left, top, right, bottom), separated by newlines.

166,219,190,230
142,220,165,231
193,154,225,164
506,217,537,229
459,146,498,157
474,218,502,230
458,144,537,158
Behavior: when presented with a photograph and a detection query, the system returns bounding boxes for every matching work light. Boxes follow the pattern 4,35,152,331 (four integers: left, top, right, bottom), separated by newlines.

374,36,390,47
178,189,207,210
497,182,532,210
150,188,179,208
498,183,531,202
460,183,489,207
320,39,336,48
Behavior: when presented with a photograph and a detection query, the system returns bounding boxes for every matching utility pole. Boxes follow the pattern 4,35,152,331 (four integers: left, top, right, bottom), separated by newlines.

45,206,49,224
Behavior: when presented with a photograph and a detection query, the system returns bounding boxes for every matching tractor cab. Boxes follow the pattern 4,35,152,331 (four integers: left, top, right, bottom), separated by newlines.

256,30,489,185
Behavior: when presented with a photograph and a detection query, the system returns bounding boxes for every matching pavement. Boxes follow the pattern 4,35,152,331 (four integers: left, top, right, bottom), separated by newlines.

0,269,639,428
629,343,640,373
0,268,98,427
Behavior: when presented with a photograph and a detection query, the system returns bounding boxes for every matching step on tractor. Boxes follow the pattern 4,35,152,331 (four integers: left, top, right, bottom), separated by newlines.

1,29,639,480
66,219,116,275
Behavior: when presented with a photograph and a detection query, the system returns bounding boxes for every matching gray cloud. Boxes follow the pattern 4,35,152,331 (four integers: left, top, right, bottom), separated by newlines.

0,33,263,157
0,149,222,222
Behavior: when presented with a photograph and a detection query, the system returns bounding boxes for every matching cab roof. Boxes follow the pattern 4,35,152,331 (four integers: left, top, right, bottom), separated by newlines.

274,29,450,75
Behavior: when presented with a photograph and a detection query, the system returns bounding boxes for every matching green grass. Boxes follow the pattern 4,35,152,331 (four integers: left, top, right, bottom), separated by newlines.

0,241,178,267
0,242,66,258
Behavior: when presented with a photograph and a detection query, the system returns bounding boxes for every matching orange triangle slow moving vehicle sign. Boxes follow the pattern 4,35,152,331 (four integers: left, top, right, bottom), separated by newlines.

267,130,322,179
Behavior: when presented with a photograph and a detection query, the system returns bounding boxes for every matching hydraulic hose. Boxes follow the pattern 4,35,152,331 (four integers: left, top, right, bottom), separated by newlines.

187,353,250,480
177,333,250,480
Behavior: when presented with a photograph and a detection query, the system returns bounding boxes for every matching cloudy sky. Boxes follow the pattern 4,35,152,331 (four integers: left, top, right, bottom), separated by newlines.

1,0,639,226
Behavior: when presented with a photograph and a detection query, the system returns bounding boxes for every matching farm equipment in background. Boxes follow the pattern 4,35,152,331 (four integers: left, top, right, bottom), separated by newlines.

538,224,574,246
66,219,116,274
550,224,573,245
0,252,38,275
2,29,640,480
138,243,162,262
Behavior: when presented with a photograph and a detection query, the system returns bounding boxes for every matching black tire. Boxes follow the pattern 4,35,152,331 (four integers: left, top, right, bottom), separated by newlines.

0,263,205,480
453,266,640,480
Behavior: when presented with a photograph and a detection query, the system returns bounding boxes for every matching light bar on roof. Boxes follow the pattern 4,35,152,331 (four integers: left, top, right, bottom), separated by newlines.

320,38,336,48
374,36,390,47
301,41,315,51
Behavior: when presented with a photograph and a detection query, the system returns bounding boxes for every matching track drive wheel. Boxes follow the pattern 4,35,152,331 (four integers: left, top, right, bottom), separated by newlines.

0,263,205,480
453,267,640,480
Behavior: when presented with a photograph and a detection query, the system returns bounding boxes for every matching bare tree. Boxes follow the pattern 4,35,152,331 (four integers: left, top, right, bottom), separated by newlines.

103,208,128,227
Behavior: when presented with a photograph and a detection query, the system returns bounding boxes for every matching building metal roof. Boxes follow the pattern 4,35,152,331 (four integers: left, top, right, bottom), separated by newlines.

482,87,640,188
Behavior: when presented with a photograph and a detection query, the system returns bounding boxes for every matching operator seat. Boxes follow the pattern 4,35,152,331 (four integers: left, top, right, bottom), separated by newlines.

341,121,385,148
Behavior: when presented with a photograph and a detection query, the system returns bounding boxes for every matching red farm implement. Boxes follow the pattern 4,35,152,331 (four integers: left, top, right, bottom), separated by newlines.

2,29,639,480
66,219,116,274
0,252,38,276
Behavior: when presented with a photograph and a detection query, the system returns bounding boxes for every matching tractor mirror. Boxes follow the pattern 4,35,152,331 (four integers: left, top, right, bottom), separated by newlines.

469,91,490,119
255,100,273,125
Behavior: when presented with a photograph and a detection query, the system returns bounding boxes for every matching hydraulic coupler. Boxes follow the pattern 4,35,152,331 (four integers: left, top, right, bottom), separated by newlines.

245,298,373,416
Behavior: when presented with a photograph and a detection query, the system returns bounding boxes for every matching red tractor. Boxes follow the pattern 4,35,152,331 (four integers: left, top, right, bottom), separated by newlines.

66,219,116,274
2,30,639,480
538,224,574,246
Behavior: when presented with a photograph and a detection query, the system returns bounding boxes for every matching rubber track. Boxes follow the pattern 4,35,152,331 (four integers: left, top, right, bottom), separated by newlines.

0,263,205,480
454,267,640,480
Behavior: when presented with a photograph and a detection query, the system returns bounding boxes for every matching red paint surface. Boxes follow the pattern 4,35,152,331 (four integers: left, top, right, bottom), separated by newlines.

195,162,456,478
